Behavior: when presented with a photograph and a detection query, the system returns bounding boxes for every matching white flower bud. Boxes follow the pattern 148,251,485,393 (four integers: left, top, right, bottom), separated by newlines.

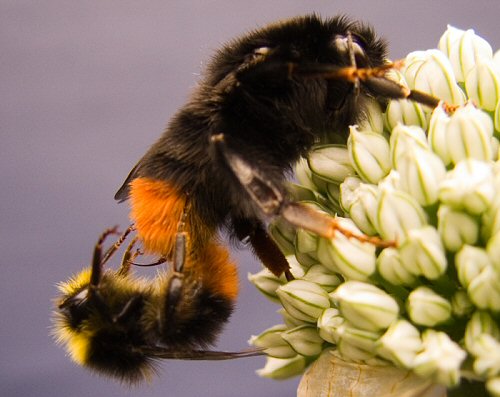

249,324,297,359
487,377,500,397
281,325,324,357
247,268,283,302
339,176,362,212
302,264,342,292
468,266,500,311
465,59,500,111
340,179,379,236
335,323,380,353
307,145,355,184
276,280,330,323
348,126,391,184
295,157,316,191
437,205,479,252
376,247,417,286
378,169,401,191
472,335,500,378
404,49,466,105
407,286,452,327
438,25,464,63
464,311,500,356
268,218,296,255
450,290,474,317
428,106,453,165
439,159,495,215
316,218,376,281
286,255,307,278
385,99,428,132
429,104,494,165
413,330,466,387
399,226,447,280
455,245,491,288
295,251,318,269
317,307,344,344
337,338,375,362
446,104,494,163
376,319,422,368
256,355,307,380
358,97,384,133
325,183,342,212
330,281,399,332
438,25,493,82
376,187,427,241
396,145,446,206
295,228,318,254
278,308,306,329
389,124,429,169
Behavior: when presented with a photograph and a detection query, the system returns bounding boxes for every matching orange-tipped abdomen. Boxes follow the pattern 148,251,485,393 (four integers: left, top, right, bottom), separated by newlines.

189,242,239,301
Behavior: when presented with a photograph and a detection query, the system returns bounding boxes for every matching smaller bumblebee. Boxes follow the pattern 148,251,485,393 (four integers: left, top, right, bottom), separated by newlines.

52,226,261,384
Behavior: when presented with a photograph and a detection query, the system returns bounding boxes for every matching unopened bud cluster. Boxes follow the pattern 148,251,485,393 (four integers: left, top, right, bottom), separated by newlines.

249,25,500,395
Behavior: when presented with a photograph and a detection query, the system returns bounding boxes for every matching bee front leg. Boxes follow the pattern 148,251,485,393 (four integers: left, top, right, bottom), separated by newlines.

211,134,395,249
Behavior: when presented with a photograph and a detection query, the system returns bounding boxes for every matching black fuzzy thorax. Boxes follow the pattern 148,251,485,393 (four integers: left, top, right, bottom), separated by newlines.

116,14,387,239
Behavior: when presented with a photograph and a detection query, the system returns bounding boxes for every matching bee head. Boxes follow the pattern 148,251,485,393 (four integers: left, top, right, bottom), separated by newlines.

206,14,386,88
52,267,156,384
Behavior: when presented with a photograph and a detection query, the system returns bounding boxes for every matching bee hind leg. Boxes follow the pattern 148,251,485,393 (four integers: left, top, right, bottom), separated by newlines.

233,218,293,280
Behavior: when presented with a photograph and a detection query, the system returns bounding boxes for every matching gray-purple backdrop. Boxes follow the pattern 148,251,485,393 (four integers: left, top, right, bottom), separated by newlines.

2,1,500,396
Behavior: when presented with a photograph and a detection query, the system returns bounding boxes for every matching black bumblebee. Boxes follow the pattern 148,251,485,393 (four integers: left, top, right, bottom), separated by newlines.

52,226,261,383
114,14,431,281
53,14,444,384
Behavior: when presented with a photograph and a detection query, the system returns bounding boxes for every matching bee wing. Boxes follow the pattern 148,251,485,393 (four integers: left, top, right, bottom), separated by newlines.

142,347,265,360
114,161,142,202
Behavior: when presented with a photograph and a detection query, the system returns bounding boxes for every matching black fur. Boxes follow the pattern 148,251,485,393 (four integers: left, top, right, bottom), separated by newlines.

114,14,387,244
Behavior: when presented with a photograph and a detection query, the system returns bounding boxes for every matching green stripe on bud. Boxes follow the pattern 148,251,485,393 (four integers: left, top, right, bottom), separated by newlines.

281,325,324,357
376,320,422,368
276,280,330,323
330,281,399,332
347,126,391,184
413,330,466,387
317,307,344,344
399,226,447,280
438,205,479,252
406,286,452,327
249,324,297,359
438,25,493,83
256,355,307,380
316,218,376,281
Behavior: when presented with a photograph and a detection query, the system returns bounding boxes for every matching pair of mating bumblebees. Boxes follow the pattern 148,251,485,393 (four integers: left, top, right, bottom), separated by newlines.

52,14,445,383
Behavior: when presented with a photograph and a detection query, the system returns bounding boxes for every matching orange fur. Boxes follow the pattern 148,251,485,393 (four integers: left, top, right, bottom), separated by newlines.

189,242,239,301
129,178,188,256
129,177,238,300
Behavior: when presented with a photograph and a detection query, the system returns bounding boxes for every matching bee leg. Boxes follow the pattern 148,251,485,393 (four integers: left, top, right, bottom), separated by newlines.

165,232,187,321
233,218,293,280
212,134,395,248
111,295,143,324
89,228,119,291
117,236,139,276
100,224,135,267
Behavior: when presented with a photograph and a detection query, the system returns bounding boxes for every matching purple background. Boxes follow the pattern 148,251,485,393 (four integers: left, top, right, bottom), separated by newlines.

2,1,500,396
